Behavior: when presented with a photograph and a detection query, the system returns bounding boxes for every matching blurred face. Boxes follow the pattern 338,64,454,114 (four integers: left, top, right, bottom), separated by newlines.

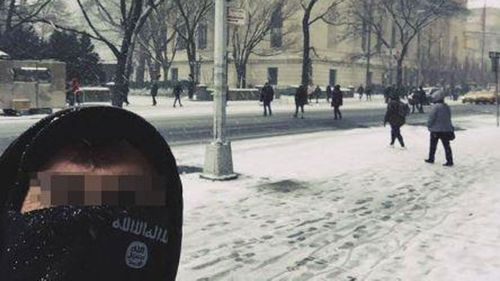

22,141,165,213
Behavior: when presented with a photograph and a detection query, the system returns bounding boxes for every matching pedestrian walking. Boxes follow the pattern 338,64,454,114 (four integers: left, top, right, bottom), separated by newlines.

331,85,343,120
326,85,333,103
260,82,274,116
417,86,426,113
384,85,395,104
173,83,183,107
425,91,455,166
357,84,364,100
71,77,82,106
151,74,160,106
384,93,409,148
294,85,308,119
314,85,321,103
366,86,372,101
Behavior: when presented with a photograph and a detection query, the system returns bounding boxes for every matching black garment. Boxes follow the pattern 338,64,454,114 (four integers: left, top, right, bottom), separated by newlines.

260,85,274,103
333,106,342,120
428,132,453,164
264,103,272,116
173,85,183,107
173,96,182,107
384,100,406,127
261,85,274,116
294,105,305,119
295,86,308,106
0,107,183,281
390,125,405,147
151,82,159,106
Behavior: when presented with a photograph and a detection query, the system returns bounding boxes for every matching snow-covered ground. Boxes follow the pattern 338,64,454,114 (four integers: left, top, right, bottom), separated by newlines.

172,114,500,281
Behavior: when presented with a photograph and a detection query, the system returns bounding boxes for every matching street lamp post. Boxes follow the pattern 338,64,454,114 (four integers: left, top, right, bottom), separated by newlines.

201,0,238,180
489,51,500,127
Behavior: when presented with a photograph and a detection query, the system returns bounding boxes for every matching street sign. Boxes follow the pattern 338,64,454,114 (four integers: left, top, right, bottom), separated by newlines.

228,7,246,25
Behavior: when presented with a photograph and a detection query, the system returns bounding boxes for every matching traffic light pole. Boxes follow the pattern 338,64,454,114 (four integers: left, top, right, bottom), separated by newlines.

201,0,237,180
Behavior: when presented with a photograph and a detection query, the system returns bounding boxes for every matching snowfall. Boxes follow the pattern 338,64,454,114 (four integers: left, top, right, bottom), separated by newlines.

2,95,500,280
172,113,500,281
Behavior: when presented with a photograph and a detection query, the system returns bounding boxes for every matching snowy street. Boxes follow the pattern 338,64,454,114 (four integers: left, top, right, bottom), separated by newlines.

173,115,500,281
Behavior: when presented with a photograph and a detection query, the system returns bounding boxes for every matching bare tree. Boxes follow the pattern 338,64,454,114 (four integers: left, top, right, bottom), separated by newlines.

300,0,343,86
0,0,52,36
136,1,178,84
35,0,166,107
349,0,466,87
173,0,213,91
230,0,298,88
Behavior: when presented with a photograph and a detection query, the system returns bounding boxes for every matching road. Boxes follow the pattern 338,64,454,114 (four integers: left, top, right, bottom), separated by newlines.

0,103,495,153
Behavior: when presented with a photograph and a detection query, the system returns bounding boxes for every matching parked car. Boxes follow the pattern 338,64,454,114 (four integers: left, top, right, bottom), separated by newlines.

462,90,498,104
423,87,440,105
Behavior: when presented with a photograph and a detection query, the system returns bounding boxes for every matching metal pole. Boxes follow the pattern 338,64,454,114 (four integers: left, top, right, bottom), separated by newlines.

213,0,227,143
202,0,237,180
496,61,499,127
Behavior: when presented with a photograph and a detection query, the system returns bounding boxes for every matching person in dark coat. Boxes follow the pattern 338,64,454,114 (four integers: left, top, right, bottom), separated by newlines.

294,85,308,119
384,93,407,148
416,86,426,113
260,82,274,116
357,84,364,100
150,74,160,106
425,91,454,166
384,85,395,104
331,85,343,120
326,85,333,103
173,83,183,108
0,107,183,281
365,86,372,101
313,85,321,103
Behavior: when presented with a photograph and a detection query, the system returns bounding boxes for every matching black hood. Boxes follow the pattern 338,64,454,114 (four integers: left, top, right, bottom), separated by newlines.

0,106,183,280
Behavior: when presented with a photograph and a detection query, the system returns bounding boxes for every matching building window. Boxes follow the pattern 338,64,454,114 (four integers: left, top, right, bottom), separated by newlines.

197,21,207,50
171,68,178,81
176,25,188,50
267,67,278,85
329,69,337,86
270,5,283,48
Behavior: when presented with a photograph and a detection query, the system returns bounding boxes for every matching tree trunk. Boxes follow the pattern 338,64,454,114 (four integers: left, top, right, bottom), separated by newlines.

135,46,147,86
396,58,403,88
187,42,197,99
301,8,312,86
236,62,247,88
112,54,128,108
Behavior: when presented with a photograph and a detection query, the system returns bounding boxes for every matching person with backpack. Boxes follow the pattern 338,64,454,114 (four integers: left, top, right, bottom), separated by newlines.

425,90,455,166
384,93,409,148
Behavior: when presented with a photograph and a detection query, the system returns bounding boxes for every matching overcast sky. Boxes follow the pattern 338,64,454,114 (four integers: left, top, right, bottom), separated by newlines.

468,0,500,8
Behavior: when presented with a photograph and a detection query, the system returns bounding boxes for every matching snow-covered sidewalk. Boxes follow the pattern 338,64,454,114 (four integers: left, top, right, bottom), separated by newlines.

172,115,500,281
0,94,464,122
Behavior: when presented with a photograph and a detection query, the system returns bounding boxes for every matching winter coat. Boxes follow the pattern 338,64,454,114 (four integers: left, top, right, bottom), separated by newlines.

331,89,343,107
384,100,406,127
295,86,308,106
260,85,274,103
173,85,183,97
427,102,454,132
150,82,159,97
